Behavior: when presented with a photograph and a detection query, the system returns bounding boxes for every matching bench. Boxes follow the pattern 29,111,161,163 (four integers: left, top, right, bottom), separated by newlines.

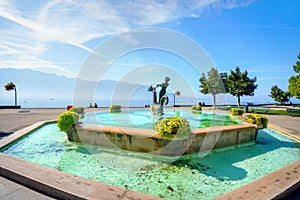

286,108,300,116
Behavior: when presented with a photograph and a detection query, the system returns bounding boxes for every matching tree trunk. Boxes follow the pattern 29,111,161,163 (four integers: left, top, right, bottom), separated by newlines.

173,93,175,106
213,94,216,108
237,95,241,107
14,87,17,107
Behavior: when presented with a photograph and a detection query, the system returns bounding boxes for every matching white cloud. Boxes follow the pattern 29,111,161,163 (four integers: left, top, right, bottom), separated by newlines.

0,43,77,78
0,0,254,77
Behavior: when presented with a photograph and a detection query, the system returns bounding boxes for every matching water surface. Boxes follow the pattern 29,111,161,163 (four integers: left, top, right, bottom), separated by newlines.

2,123,300,199
82,109,243,129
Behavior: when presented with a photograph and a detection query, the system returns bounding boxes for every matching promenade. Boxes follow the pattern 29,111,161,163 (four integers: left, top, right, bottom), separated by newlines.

0,108,299,199
0,108,64,199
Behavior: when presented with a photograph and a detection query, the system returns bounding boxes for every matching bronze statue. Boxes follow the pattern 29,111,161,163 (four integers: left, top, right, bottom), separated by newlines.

148,77,170,105
148,77,170,115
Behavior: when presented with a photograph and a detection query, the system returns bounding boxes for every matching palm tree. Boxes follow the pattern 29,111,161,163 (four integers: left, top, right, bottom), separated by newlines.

173,90,180,106
4,82,17,106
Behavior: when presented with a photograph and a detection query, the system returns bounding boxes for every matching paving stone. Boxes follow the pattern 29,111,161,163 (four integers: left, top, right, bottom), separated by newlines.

0,176,55,200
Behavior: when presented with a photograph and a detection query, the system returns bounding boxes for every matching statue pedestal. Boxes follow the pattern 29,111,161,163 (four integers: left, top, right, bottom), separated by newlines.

150,104,164,115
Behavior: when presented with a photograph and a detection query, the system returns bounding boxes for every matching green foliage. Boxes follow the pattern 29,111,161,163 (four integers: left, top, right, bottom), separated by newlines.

251,109,300,117
199,74,208,94
288,53,300,99
230,108,244,116
109,104,122,113
199,67,226,95
57,111,79,133
216,106,231,111
246,114,268,128
250,108,269,114
191,105,202,113
269,85,291,104
199,67,226,107
293,53,300,74
155,116,191,138
226,67,257,106
70,106,84,114
289,75,300,98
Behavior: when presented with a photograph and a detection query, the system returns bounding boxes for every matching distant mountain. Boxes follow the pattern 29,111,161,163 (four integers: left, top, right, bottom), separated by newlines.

0,69,201,108
0,69,153,107
0,69,75,106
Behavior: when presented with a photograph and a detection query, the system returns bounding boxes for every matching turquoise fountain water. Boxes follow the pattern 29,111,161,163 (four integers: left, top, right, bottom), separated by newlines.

81,109,243,129
2,122,300,199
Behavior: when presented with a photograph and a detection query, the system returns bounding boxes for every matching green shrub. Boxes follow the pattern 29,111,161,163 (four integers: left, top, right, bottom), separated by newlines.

226,106,231,111
57,111,79,133
70,106,84,114
230,108,244,116
246,114,268,128
155,116,191,138
109,104,122,113
216,106,231,111
191,105,202,113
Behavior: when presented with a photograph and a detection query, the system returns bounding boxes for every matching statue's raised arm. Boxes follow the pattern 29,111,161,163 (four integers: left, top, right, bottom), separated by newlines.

158,77,170,105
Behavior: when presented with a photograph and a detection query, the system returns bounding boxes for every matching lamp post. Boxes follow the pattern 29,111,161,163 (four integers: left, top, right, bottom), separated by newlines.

174,91,180,107
4,82,17,107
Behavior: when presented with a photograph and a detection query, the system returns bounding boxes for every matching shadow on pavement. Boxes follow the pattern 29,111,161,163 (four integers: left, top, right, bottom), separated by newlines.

0,131,14,139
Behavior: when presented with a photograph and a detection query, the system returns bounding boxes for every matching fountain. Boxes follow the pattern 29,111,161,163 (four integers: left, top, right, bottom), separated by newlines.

1,119,300,200
49,77,261,157
148,77,170,115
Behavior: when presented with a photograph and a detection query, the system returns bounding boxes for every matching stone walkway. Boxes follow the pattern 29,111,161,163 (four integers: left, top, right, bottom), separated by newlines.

265,114,300,135
0,176,54,200
0,108,299,199
0,108,64,200
0,108,65,139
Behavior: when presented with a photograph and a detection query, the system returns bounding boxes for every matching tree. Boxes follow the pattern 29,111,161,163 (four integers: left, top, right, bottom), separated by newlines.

288,53,300,98
199,67,226,108
292,53,300,73
4,82,17,106
269,85,291,104
226,67,257,106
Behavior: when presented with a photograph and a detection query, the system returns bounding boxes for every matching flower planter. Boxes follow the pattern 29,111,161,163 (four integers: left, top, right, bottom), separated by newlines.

255,124,264,129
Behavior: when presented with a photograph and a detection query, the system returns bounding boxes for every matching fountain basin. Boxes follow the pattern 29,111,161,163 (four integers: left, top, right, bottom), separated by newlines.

1,118,300,199
73,123,257,157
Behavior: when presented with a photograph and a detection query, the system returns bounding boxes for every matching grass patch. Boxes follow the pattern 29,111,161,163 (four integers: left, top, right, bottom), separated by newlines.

249,109,300,117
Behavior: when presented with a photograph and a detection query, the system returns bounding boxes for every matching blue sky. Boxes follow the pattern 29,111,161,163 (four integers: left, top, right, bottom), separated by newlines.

0,0,300,106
